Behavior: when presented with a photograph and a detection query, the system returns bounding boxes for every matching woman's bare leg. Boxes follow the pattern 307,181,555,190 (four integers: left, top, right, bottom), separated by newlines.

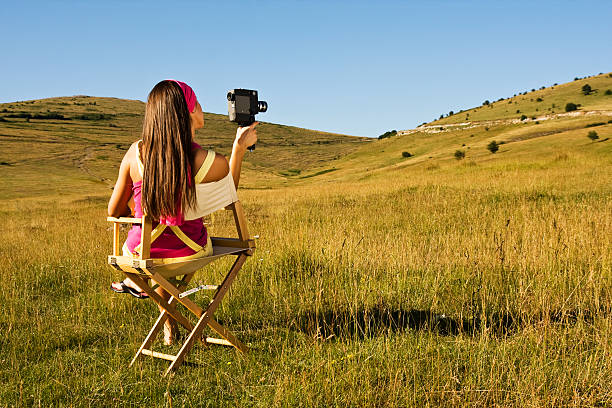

156,286,178,345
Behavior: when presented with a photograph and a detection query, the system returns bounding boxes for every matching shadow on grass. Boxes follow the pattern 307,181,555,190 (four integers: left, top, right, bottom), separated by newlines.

296,304,606,340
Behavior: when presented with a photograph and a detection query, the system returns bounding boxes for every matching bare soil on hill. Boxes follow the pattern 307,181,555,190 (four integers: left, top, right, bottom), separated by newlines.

401,109,612,135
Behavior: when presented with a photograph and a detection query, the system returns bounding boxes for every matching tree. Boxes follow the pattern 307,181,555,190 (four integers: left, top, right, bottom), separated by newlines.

605,89,612,95
520,114,527,121
587,131,599,141
483,100,490,106
454,150,465,160
448,111,454,116
378,130,397,140
402,151,412,158
487,140,499,153
582,84,592,95
565,102,578,112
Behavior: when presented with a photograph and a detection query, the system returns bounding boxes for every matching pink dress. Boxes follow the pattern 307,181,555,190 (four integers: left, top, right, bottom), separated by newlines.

124,142,209,259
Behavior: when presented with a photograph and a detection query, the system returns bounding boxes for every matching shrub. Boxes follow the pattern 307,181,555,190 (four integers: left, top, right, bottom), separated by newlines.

487,140,499,153
587,131,599,141
520,114,527,121
483,100,490,106
582,84,592,95
454,150,465,160
32,113,68,120
5,112,32,119
565,102,578,112
608,119,612,124
378,130,397,140
516,109,521,113
536,97,543,102
0,117,7,122
609,74,612,78
484,127,489,131
439,114,444,119
402,151,412,158
585,122,604,128
73,113,114,120
605,89,612,95
448,111,454,116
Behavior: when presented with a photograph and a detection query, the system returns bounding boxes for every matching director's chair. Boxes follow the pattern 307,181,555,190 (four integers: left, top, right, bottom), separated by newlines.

107,173,255,376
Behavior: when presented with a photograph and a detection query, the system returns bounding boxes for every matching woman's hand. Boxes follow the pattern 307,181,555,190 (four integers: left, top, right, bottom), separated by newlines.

229,122,258,189
234,121,259,152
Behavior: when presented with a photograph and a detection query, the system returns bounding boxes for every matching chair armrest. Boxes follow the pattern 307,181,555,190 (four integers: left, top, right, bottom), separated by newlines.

107,217,142,224
108,255,154,271
211,237,256,249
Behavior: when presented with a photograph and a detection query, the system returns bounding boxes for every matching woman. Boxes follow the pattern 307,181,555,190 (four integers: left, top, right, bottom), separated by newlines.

108,80,257,344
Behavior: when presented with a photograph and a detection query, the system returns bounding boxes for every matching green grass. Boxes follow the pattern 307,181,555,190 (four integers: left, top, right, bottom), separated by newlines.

1,77,611,406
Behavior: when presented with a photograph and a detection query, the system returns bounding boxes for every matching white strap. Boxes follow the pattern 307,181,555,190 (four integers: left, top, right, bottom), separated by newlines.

194,150,216,184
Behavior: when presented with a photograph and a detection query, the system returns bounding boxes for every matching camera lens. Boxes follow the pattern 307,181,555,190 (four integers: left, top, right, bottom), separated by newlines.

257,101,268,113
227,92,235,101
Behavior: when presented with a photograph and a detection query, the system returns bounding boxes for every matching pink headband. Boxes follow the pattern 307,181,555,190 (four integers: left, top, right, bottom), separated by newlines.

168,79,197,113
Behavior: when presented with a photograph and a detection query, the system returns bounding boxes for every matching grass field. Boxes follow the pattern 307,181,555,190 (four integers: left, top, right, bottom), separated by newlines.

1,75,611,406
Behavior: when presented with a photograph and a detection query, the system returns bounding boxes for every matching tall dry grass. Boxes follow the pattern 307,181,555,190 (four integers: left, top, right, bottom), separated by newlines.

1,155,610,406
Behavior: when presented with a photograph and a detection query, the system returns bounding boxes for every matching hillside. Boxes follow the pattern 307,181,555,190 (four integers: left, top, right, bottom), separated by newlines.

432,72,612,125
289,72,612,189
0,96,370,199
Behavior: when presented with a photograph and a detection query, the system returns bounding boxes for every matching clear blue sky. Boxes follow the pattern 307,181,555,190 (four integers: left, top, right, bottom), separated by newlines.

2,1,611,137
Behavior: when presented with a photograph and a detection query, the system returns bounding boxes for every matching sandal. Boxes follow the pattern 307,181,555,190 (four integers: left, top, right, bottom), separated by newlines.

110,280,149,299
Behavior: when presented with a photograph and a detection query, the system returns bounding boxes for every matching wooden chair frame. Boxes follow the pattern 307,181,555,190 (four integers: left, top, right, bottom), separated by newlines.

107,201,255,376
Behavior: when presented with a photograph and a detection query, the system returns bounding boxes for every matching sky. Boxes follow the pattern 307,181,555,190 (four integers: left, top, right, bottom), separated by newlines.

1,0,611,137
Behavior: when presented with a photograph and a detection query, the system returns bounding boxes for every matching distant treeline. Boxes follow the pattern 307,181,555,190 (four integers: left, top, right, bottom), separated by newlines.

0,111,115,121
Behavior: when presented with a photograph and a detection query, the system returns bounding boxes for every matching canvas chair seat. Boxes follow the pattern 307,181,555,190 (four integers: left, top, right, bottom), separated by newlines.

107,170,255,375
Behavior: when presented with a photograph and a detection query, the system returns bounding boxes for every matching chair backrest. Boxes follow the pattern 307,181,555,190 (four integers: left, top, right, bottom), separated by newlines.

137,171,250,260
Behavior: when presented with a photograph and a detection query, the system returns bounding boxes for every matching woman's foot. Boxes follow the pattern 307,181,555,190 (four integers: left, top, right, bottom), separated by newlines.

110,279,149,299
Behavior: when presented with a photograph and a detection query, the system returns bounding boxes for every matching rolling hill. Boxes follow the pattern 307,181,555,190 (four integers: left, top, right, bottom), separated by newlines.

289,72,612,190
2,73,610,199
0,96,370,199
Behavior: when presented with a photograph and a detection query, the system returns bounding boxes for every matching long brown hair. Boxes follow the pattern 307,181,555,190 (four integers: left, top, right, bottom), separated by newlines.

140,80,195,220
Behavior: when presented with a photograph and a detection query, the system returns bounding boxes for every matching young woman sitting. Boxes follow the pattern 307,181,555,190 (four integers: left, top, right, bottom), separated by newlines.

107,80,257,344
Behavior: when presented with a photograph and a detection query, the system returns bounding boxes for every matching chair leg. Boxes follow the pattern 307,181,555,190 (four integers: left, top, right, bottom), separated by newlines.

207,318,248,353
166,254,247,375
129,274,195,367
152,271,248,353
126,273,195,332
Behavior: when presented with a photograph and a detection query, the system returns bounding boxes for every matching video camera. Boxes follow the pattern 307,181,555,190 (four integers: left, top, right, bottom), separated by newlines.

227,89,268,151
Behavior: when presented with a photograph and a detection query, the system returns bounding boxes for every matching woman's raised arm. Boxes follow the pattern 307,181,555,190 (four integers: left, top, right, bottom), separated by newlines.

229,122,258,188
